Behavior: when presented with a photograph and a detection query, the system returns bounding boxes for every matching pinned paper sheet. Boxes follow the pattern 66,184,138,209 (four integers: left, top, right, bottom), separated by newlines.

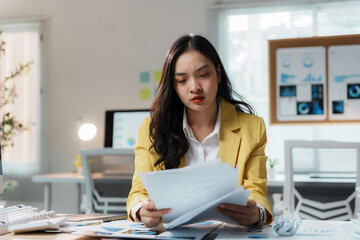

276,46,327,121
328,45,360,120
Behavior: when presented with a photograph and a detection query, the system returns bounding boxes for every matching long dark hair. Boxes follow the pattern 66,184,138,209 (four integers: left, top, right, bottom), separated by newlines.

150,34,254,169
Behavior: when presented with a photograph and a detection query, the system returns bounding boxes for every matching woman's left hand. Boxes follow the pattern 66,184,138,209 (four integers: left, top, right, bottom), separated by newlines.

216,199,260,226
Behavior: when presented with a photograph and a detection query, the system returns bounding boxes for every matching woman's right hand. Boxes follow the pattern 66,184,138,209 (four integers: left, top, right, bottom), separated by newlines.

137,200,172,228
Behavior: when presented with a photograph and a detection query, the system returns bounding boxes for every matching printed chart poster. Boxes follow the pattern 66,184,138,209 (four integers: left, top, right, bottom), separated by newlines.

328,44,360,121
276,46,327,121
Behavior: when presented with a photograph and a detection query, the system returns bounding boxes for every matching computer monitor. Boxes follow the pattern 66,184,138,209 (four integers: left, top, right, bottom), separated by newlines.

104,110,149,148
0,147,3,194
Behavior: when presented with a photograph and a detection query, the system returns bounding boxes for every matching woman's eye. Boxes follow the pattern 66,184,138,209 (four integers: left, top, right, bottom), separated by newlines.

199,73,209,78
176,79,186,83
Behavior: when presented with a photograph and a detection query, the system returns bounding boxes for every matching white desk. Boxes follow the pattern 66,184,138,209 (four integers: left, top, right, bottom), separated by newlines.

217,220,358,239
267,173,356,187
32,172,355,213
32,172,132,213
1,220,359,240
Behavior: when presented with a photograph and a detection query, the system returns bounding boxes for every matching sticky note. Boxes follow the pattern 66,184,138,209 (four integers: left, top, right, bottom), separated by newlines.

140,72,150,83
140,88,151,100
153,70,162,82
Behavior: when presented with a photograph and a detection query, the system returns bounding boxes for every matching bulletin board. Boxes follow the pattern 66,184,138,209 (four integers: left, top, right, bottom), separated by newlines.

269,34,360,124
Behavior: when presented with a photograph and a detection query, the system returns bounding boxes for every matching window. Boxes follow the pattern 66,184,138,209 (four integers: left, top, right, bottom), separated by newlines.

215,1,360,173
0,22,41,175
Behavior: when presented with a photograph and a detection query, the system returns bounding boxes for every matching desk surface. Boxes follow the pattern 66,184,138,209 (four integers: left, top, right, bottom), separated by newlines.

32,172,133,212
33,172,355,186
1,220,357,240
1,232,91,240
267,173,356,187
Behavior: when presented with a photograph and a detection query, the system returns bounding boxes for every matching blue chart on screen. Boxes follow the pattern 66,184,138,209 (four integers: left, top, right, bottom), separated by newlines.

110,111,149,148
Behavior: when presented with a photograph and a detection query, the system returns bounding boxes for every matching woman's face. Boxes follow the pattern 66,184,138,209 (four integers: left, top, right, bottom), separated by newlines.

173,50,220,114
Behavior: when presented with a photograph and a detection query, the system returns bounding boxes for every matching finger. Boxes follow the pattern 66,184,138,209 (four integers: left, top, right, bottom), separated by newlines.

142,217,161,228
142,200,157,210
217,208,246,220
141,200,171,214
217,208,255,226
142,208,172,218
219,203,248,213
246,199,257,207
219,200,257,213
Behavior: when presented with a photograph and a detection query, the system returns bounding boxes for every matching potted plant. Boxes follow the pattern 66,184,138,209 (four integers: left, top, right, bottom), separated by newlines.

268,158,278,179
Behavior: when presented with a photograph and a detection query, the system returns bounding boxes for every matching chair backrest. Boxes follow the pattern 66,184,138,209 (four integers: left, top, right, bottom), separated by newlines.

283,140,360,220
80,148,134,214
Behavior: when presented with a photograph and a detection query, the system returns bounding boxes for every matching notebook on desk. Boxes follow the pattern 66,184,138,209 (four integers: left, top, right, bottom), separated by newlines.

62,213,127,222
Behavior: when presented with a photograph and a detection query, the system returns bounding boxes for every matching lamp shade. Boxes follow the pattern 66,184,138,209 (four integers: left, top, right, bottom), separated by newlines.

78,123,97,141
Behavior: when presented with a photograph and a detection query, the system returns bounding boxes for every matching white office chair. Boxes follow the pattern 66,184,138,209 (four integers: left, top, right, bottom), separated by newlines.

283,140,360,220
80,148,134,214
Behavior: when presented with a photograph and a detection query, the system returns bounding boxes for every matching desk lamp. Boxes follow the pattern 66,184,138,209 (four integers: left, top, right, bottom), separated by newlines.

78,123,97,142
75,123,97,174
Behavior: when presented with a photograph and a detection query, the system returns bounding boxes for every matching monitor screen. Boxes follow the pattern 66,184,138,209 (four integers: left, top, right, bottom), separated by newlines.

104,110,149,148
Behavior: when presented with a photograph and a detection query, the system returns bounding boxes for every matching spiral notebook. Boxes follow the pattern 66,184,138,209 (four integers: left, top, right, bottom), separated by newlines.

63,213,127,222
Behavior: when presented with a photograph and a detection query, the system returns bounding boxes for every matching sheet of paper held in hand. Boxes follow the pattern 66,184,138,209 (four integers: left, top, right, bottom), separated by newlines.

139,160,250,229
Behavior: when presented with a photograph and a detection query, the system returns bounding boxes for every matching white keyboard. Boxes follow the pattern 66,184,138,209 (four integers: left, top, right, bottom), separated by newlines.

9,217,67,233
0,205,57,235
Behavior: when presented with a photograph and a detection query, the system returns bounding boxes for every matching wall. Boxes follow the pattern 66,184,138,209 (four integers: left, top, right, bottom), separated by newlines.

0,0,215,213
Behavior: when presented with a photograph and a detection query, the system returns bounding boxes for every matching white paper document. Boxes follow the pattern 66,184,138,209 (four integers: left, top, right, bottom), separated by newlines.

139,160,250,229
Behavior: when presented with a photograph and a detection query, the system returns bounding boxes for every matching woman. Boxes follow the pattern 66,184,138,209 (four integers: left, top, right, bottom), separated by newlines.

126,34,272,228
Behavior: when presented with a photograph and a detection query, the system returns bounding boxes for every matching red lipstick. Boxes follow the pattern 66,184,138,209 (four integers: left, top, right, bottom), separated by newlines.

191,96,204,103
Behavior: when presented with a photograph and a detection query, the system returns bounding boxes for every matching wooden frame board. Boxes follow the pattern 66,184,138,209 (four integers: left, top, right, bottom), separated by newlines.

269,34,360,124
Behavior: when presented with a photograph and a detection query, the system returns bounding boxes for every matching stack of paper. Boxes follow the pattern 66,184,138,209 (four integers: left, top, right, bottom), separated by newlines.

139,160,250,229
72,219,221,240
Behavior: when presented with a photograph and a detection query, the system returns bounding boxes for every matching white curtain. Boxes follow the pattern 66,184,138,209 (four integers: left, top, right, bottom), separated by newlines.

0,22,40,174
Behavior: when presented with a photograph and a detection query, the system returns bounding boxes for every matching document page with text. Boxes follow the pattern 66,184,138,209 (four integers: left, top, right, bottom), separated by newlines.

140,160,250,229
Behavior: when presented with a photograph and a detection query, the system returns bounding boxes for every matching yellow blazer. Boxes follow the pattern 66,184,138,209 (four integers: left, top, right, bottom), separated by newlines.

126,98,273,224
